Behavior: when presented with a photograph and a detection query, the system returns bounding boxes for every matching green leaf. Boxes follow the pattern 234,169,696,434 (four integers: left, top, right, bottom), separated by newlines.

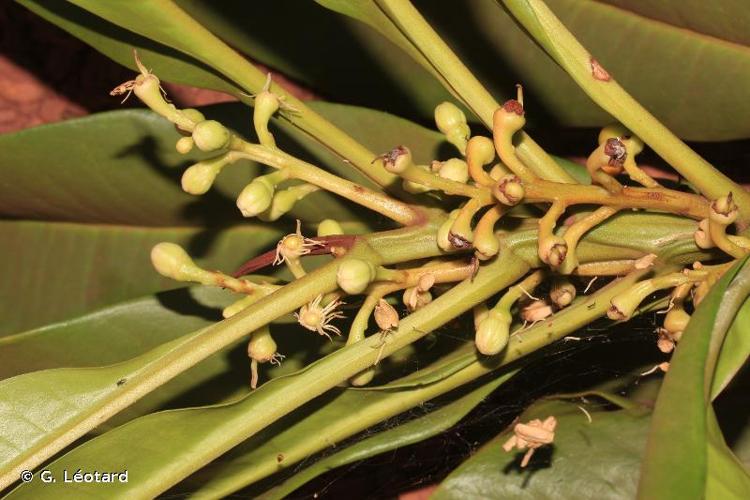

3,362,513,500
17,0,243,96
433,399,651,499
0,220,281,336
0,286,238,379
500,0,750,217
0,287,246,435
0,251,529,496
0,100,447,335
179,0,453,118
257,371,517,500
0,284,322,432
65,0,267,95
37,0,400,187
638,257,750,499
40,0,750,140
712,297,750,397
321,0,750,140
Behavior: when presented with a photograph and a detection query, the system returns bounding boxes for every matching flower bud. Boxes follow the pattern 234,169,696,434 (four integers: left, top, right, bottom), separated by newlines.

317,219,344,237
247,327,283,389
253,90,280,148
175,136,194,154
474,231,499,261
710,193,738,225
247,327,278,363
473,304,489,330
435,102,470,154
350,367,376,387
466,136,497,185
150,242,209,283
694,219,714,249
337,259,376,294
182,161,221,195
223,295,257,318
475,309,511,355
192,120,230,152
493,175,525,206
538,236,568,267
437,210,461,251
664,308,690,335
467,136,496,165
381,146,412,174
176,108,206,134
550,279,576,308
237,179,274,217
260,184,319,222
437,158,469,184
259,189,297,222
181,108,206,126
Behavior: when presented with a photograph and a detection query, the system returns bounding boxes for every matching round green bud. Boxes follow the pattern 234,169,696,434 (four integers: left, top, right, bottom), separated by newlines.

550,279,576,308
664,308,690,334
317,219,344,237
337,258,376,294
223,295,256,319
175,136,194,154
259,188,298,222
435,102,470,153
150,242,205,282
181,162,219,195
467,136,496,165
255,90,280,118
237,180,274,218
438,158,469,184
350,367,376,387
493,175,525,206
247,327,278,363
192,120,230,152
474,231,499,261
538,236,568,267
475,309,511,355
434,102,467,135
181,108,206,125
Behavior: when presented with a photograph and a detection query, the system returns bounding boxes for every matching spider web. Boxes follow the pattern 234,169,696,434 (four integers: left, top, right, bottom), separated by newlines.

255,307,667,499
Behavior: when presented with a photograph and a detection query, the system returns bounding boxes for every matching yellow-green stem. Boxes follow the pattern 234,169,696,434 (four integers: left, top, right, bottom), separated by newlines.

374,0,575,184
